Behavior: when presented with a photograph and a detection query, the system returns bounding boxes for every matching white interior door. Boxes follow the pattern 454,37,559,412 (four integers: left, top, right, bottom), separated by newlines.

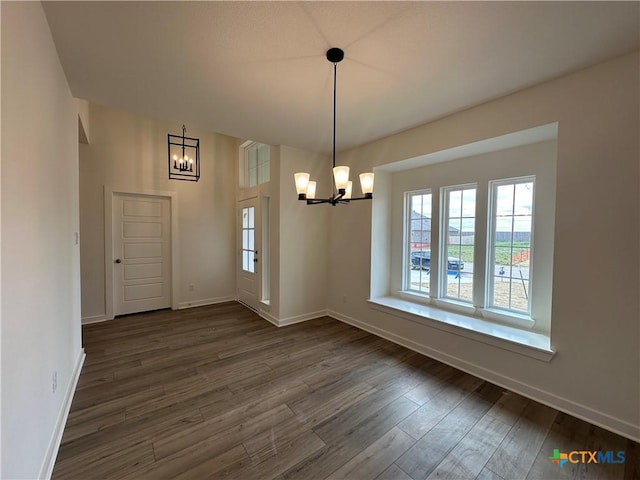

113,193,171,316
237,198,260,311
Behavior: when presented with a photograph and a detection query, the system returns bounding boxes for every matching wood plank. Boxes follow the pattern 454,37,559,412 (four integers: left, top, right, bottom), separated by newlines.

624,438,639,480
153,403,295,460
375,463,414,480
53,439,156,479
576,424,627,480
289,381,376,426
313,381,416,445
426,414,512,479
327,427,415,480
476,466,507,480
484,401,558,479
282,396,419,480
484,390,530,426
526,412,590,480
397,373,485,440
226,430,326,480
172,443,249,480
53,303,637,480
396,387,502,479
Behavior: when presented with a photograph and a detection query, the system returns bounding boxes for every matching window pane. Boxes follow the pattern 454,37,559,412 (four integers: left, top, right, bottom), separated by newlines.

241,206,256,273
242,207,249,228
245,143,270,187
490,178,534,313
247,206,254,228
247,229,254,251
444,187,475,303
448,190,461,217
407,192,432,295
248,167,258,187
462,189,476,216
242,230,249,250
247,251,255,273
243,251,249,271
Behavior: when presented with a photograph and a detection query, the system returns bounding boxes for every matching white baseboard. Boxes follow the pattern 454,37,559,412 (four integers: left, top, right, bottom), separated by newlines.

177,296,236,310
256,309,327,327
328,309,640,443
81,314,109,325
277,310,327,327
38,348,86,480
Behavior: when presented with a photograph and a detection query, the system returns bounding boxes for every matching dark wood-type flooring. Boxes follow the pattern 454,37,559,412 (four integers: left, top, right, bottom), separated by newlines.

53,302,638,479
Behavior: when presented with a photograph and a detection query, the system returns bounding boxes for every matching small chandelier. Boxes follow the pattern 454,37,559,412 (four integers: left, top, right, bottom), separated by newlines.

294,48,374,205
168,125,200,181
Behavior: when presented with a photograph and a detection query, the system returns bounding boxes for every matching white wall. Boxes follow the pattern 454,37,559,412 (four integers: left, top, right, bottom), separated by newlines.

386,140,557,335
328,52,640,440
1,2,83,478
80,104,239,322
277,146,330,323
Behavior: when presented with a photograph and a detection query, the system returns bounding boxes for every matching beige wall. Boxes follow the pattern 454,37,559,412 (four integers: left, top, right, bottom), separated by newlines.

79,103,239,322
1,2,83,478
277,145,330,323
328,52,640,440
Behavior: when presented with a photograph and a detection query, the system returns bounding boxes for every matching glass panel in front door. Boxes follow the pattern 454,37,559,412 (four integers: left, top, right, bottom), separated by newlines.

242,206,256,273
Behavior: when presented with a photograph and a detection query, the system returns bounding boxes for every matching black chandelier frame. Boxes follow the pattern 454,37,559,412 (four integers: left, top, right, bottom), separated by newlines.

168,125,200,182
298,48,373,206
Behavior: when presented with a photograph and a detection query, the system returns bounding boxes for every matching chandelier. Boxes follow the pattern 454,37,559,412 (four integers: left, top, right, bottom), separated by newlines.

168,125,200,181
294,48,374,205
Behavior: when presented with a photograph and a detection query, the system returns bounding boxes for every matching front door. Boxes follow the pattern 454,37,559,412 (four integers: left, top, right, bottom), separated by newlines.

237,198,259,311
113,193,171,316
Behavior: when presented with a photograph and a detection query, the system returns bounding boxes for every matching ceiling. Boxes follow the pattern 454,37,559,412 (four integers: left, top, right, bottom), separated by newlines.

43,1,639,154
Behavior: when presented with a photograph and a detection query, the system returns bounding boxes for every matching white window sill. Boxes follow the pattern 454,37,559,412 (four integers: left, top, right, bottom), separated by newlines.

368,296,554,362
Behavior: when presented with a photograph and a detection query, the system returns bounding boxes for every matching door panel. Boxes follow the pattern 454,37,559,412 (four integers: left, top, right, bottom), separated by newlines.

113,194,171,315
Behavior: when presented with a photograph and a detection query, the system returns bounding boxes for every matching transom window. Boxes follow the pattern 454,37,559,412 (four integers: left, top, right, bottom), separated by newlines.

244,142,270,187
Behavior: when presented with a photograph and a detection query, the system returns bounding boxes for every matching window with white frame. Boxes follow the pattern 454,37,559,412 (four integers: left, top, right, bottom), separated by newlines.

442,185,476,303
244,142,270,187
241,206,255,273
405,190,432,295
488,177,535,314
371,128,556,351
402,176,536,320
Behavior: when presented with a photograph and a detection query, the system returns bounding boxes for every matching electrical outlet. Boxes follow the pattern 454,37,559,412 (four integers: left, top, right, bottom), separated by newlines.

342,295,347,304
52,371,57,394
188,283,195,291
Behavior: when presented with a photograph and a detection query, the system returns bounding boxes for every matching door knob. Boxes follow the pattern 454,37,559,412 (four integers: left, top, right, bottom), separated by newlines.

115,258,122,264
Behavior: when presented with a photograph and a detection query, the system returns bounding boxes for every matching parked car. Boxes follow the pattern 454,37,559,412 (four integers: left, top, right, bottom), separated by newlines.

410,251,464,271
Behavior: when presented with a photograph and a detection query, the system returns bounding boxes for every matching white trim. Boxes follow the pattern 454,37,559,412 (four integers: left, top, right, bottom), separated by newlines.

440,183,478,301
369,296,552,361
252,307,327,328
486,175,536,316
276,310,327,327
257,309,280,327
104,186,179,320
328,309,639,443
376,123,558,173
81,314,109,325
38,348,86,480
177,296,236,310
